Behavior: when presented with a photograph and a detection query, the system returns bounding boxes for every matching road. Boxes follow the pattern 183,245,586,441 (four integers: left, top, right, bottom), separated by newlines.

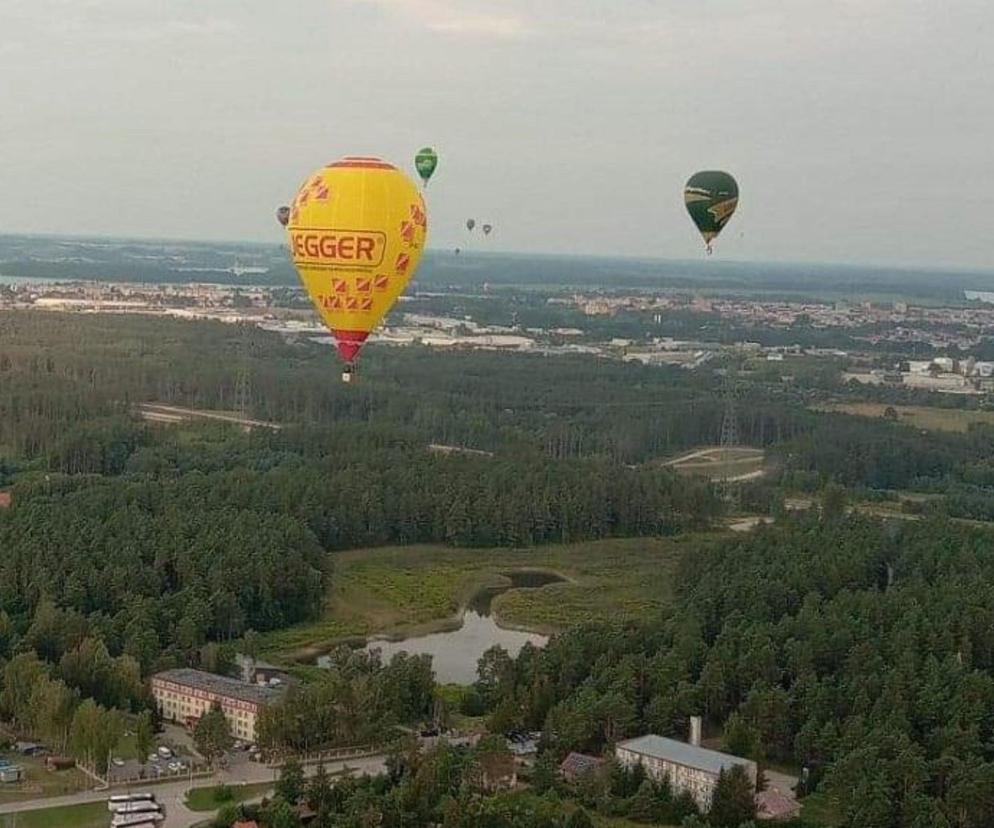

727,516,774,533
137,403,281,431
0,755,387,828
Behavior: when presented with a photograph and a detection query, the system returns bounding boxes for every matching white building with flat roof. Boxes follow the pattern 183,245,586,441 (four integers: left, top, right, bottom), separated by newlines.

615,734,757,811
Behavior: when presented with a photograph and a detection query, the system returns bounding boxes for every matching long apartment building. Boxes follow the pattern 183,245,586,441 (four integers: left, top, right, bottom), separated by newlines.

615,733,757,812
151,668,283,742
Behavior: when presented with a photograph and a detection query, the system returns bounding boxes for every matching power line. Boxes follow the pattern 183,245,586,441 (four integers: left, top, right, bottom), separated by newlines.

719,370,741,508
233,323,251,417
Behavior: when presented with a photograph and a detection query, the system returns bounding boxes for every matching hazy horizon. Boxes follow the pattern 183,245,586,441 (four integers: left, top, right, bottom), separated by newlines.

6,230,994,280
4,1,993,270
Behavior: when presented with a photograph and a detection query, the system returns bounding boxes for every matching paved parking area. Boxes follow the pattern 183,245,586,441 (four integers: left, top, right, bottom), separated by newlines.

107,755,193,784
108,727,199,785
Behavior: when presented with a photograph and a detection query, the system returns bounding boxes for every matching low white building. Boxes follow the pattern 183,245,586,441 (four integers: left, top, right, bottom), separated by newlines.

615,734,757,811
903,372,971,393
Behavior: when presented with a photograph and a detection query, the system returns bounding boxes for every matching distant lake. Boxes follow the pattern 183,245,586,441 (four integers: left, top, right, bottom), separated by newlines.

965,290,994,304
318,571,562,685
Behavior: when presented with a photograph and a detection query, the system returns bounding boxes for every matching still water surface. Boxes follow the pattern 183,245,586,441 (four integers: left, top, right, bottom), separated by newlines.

319,571,562,685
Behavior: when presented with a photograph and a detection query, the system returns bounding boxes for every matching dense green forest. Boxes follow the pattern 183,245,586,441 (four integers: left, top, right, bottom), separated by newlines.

0,310,803,462
0,312,727,679
465,512,994,827
3,312,994,675
6,309,994,825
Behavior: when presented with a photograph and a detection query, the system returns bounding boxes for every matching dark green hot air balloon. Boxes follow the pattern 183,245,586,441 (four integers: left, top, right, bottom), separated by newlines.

414,147,438,186
684,171,739,254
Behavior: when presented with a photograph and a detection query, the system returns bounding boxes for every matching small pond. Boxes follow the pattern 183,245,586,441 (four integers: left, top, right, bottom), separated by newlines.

318,571,563,685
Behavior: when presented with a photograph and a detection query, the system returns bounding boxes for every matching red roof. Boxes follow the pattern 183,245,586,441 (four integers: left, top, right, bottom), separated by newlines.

755,787,801,820
233,822,259,828
0,491,11,509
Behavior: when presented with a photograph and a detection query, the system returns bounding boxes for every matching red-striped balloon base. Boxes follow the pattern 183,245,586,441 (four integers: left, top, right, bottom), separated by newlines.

334,330,370,363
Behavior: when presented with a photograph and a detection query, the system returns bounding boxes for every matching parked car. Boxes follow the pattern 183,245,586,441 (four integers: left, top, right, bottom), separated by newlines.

111,757,125,767
156,746,172,759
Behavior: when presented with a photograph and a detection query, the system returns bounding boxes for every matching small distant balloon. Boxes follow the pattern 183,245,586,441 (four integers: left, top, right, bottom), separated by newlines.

414,147,438,186
454,247,461,255
684,171,738,254
276,205,291,227
482,224,493,236
466,218,476,232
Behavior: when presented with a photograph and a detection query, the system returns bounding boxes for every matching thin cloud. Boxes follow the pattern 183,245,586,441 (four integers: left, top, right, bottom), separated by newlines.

426,15,530,38
349,0,532,39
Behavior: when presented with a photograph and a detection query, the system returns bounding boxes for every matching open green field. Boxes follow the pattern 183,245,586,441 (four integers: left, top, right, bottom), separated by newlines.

815,402,994,433
186,781,274,811
0,754,89,805
663,446,767,482
260,536,701,661
0,802,107,828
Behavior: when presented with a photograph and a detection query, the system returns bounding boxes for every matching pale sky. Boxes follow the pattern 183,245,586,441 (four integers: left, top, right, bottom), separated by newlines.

2,1,992,269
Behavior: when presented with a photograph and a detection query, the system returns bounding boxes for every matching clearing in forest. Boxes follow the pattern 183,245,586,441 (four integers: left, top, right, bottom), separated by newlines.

663,446,766,482
137,402,281,430
814,402,994,433
261,536,702,662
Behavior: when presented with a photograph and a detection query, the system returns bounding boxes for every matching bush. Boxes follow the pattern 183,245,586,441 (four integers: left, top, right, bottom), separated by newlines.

458,686,487,717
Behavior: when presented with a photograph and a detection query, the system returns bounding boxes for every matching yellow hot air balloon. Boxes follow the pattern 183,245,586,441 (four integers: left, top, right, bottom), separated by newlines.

287,155,428,380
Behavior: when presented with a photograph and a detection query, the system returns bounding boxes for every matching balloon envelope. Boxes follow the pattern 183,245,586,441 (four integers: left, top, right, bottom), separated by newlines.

466,218,476,232
287,156,428,365
276,206,291,227
684,171,738,250
482,224,493,236
414,147,438,184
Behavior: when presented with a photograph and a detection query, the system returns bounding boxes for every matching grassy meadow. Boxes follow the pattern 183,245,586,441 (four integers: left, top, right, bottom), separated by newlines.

260,536,701,662
814,402,994,433
0,802,107,828
663,446,767,482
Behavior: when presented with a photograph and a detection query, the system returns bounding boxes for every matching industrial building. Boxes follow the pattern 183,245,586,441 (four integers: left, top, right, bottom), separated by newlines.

151,668,283,742
615,727,757,812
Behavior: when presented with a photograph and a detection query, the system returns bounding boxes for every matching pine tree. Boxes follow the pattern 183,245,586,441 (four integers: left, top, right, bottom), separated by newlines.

135,711,154,768
708,765,756,828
